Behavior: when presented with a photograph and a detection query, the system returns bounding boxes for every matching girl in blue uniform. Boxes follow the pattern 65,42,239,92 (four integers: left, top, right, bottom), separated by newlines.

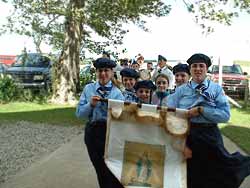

172,63,190,87
134,80,156,104
151,73,170,106
76,58,124,188
168,53,250,188
120,68,140,102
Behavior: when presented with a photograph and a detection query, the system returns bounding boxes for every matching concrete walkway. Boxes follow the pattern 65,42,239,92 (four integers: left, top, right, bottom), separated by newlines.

1,133,250,188
1,134,98,188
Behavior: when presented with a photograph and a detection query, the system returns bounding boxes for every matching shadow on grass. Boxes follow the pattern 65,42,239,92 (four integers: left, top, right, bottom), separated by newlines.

221,125,250,154
234,106,250,115
0,107,85,126
234,101,250,114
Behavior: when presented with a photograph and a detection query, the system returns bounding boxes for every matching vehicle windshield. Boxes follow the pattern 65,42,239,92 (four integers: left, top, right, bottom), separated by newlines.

0,64,4,71
211,65,243,74
12,54,50,68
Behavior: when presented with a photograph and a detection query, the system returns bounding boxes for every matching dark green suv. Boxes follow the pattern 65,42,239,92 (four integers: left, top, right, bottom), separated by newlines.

5,53,52,90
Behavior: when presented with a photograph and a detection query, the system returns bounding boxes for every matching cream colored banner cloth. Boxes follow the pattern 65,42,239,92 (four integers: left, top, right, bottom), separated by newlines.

105,99,188,188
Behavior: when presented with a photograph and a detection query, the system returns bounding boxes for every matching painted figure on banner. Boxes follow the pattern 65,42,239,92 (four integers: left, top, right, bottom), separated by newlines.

136,151,152,185
121,141,165,188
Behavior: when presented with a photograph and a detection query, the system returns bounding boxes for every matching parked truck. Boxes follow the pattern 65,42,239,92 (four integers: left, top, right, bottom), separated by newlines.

209,64,249,99
5,53,52,91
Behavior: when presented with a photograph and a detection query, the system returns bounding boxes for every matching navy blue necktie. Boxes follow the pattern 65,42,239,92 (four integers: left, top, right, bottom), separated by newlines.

195,83,215,106
195,83,207,94
97,86,112,98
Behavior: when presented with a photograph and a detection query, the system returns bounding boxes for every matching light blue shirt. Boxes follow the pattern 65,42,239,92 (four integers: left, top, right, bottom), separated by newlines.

76,81,124,122
122,89,138,102
167,79,230,124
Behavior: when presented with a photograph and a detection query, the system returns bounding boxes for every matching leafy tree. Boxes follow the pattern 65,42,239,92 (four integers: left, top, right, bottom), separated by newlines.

1,0,250,104
183,0,250,33
1,0,171,104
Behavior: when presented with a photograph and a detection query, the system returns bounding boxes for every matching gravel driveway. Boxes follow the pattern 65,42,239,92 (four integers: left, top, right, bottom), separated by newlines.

0,121,83,184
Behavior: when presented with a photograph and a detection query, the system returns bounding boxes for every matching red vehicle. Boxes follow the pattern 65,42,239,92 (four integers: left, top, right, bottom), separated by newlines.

0,55,16,65
210,64,249,98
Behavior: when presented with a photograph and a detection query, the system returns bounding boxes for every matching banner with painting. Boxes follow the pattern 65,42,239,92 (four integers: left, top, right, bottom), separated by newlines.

105,99,189,188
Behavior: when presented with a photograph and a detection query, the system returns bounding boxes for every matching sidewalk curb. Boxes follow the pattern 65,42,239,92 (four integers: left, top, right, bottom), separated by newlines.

1,134,98,188
1,134,249,188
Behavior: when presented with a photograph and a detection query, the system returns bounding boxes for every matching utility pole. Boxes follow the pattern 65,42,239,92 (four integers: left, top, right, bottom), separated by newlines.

243,80,249,108
218,56,222,86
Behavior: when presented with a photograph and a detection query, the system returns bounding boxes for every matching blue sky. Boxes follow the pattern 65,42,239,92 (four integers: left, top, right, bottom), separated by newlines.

0,1,250,63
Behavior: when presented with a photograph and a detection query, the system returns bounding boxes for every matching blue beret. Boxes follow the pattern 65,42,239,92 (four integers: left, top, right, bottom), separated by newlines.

187,53,211,67
93,58,116,68
134,80,156,91
173,64,190,75
158,55,167,62
120,68,140,79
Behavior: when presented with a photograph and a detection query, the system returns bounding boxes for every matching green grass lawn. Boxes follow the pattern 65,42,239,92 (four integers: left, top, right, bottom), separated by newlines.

0,102,84,126
1,102,250,153
220,104,250,154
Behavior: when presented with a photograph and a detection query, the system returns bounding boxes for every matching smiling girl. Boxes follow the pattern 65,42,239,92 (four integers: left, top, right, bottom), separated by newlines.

120,68,140,102
151,73,170,106
76,58,124,188
134,80,156,104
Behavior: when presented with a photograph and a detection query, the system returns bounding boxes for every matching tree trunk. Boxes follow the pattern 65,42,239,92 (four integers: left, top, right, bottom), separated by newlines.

52,1,83,104
33,35,42,54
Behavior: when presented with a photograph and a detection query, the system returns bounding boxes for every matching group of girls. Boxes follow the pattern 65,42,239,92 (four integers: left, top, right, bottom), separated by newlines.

120,63,190,106
75,57,190,188
76,55,250,188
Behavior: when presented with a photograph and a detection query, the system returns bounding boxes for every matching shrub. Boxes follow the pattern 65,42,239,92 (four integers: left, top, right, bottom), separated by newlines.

20,89,51,103
0,75,51,104
79,68,96,91
0,75,19,103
